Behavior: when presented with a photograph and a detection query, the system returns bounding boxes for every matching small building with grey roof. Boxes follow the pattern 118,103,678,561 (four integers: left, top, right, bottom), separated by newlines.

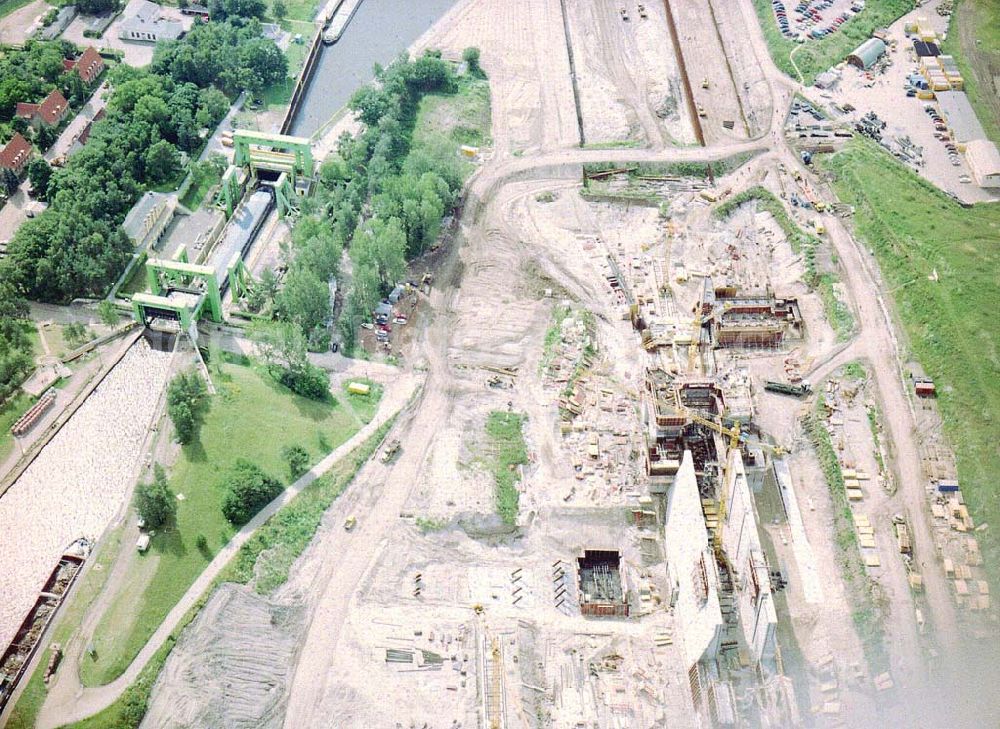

119,0,184,43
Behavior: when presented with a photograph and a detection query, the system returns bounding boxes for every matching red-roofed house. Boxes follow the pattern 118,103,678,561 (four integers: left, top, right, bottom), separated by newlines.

0,133,33,175
15,89,70,129
63,47,105,85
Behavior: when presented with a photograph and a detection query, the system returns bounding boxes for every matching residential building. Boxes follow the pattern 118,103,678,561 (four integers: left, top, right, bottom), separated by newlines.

15,89,70,130
119,0,184,43
0,133,33,175
63,47,105,85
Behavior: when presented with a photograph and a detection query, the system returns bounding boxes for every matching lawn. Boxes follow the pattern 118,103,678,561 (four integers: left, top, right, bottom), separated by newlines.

178,164,222,211
485,411,528,526
0,0,34,20
78,359,378,687
751,0,914,84
411,74,492,184
49,419,394,729
822,138,1000,582
271,0,321,25
261,39,310,110
941,0,1000,144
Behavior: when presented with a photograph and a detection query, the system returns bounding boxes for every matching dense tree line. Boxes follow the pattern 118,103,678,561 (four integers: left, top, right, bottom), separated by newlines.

0,284,32,403
0,21,285,303
277,52,468,349
152,19,287,98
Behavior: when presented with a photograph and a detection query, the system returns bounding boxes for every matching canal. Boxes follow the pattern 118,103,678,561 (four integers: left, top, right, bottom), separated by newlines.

290,0,460,138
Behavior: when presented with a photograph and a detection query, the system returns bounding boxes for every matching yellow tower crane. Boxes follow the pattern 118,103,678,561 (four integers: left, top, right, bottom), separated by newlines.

682,409,785,556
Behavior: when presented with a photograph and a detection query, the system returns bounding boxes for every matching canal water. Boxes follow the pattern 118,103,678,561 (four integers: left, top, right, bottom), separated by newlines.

290,0,460,138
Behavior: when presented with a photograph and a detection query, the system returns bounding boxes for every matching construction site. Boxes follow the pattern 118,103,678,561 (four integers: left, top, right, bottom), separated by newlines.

0,0,998,728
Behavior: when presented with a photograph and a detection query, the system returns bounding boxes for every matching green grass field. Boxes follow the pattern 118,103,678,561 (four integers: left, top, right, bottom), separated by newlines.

78,360,377,687
54,420,393,729
261,39,310,110
941,0,1000,144
411,75,492,183
822,139,1000,581
179,165,222,211
0,0,35,19
751,0,914,84
485,411,528,525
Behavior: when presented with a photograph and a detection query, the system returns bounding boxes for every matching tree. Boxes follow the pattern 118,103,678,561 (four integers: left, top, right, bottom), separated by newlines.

166,371,209,444
0,168,18,197
248,320,330,400
134,463,176,529
462,47,482,76
277,265,330,335
281,444,309,479
221,459,283,525
77,0,118,14
272,0,286,22
27,158,51,200
145,140,181,185
98,300,119,327
195,87,230,129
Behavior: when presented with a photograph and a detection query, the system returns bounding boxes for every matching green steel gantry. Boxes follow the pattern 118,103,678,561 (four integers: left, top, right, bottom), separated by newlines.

231,130,314,218
131,246,223,328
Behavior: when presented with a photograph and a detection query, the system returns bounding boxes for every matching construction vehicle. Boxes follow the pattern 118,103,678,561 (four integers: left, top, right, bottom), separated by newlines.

380,439,401,464
764,380,812,398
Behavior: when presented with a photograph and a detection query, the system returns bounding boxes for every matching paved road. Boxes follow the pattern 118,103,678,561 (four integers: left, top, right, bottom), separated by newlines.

35,366,420,729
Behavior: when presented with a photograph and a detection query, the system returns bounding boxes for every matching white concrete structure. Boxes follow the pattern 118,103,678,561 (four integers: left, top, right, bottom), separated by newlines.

664,451,723,668
722,450,777,669
966,139,1000,189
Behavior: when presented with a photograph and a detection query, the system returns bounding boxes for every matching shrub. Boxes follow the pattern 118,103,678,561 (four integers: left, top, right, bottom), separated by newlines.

221,459,283,526
282,444,311,480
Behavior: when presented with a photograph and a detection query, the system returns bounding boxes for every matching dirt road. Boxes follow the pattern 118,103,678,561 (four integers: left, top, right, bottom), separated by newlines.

33,364,419,729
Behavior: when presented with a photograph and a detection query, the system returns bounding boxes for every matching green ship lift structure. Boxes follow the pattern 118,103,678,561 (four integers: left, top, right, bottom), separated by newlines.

133,130,314,331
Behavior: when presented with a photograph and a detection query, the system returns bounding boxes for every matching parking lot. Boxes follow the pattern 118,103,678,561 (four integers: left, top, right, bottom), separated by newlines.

769,0,866,41
801,0,999,203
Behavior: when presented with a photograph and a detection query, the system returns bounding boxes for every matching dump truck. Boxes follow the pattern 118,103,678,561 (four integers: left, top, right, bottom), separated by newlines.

764,380,812,398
